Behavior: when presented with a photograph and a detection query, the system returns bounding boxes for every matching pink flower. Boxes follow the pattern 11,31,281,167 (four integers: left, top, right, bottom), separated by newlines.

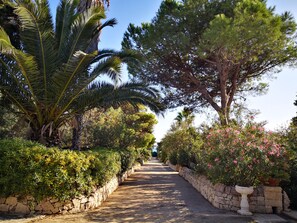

233,160,238,165
215,158,220,162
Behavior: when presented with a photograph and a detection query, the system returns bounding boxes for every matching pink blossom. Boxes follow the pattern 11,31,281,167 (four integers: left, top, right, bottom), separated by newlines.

233,160,238,165
215,158,220,162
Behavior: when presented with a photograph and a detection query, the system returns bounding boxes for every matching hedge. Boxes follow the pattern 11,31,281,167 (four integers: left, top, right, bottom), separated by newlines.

0,139,121,201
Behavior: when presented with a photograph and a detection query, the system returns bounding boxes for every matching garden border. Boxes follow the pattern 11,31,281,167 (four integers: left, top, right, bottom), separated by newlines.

0,163,141,215
167,162,290,214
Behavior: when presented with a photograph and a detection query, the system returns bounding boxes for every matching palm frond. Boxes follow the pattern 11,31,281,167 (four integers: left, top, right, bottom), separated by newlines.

14,0,56,103
50,50,97,117
72,81,164,114
65,4,106,58
55,0,79,62
94,17,117,36
0,27,12,53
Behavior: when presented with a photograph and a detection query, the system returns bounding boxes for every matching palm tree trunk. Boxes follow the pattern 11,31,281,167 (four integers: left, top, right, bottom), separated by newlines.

71,114,83,150
70,0,109,149
30,123,61,147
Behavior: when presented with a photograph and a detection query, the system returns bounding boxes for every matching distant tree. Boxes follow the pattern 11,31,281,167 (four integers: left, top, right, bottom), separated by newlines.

122,0,297,125
92,105,157,150
174,107,195,128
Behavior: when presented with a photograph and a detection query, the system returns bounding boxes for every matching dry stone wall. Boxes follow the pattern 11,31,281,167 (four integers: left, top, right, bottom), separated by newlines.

168,163,290,214
0,165,140,215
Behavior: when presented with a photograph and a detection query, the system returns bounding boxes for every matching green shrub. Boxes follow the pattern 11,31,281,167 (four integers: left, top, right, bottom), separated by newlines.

117,148,136,174
177,149,190,167
135,148,151,163
0,139,121,201
169,150,178,165
280,123,297,210
159,127,203,167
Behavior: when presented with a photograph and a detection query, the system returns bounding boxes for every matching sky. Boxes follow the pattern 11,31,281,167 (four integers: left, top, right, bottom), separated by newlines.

49,0,297,142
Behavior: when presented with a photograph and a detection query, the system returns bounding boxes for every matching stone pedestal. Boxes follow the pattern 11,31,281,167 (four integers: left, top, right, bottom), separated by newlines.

235,185,254,216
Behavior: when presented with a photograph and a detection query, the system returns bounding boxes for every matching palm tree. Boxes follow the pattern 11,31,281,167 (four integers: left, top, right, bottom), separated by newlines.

174,108,195,128
0,0,162,146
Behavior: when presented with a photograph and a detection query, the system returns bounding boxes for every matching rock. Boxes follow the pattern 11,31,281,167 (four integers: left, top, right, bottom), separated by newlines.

0,204,9,212
50,197,59,203
40,200,55,213
0,198,6,204
5,197,18,206
15,203,30,214
54,202,63,208
72,199,80,209
35,203,43,211
283,191,291,211
51,207,60,214
80,203,86,210
80,197,88,203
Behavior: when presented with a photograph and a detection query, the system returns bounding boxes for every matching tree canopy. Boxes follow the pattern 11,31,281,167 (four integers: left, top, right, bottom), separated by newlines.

122,0,297,125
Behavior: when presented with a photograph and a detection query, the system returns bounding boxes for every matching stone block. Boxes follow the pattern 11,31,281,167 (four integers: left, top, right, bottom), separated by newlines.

72,199,80,208
5,197,17,206
224,186,231,194
54,202,63,208
80,203,86,210
61,210,69,215
51,207,60,214
15,203,30,214
86,202,95,210
0,198,6,204
0,204,9,212
50,197,59,203
35,203,43,211
68,208,80,214
41,200,55,213
230,187,239,196
80,197,88,203
214,184,225,193
265,199,282,207
231,199,240,207
283,191,290,211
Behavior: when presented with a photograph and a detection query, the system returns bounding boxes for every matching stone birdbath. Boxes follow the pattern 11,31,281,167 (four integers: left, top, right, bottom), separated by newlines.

235,185,254,215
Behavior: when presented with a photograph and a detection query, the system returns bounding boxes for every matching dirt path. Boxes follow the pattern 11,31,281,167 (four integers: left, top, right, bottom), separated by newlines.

21,159,253,223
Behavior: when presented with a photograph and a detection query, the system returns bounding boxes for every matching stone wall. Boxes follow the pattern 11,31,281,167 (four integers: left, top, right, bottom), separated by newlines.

0,164,140,215
168,164,290,214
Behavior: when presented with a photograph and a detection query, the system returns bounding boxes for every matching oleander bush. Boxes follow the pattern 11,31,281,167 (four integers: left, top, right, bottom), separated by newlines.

0,139,121,201
204,124,289,186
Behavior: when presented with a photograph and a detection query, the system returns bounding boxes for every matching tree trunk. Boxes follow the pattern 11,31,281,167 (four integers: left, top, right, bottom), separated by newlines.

219,111,229,126
69,0,105,150
71,114,83,150
30,123,61,147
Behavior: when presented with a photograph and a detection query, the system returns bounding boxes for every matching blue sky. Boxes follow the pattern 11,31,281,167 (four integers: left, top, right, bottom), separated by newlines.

49,0,297,142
